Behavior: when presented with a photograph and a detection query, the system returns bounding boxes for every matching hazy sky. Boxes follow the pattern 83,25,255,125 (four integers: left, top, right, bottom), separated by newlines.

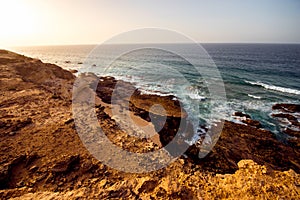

1,0,300,47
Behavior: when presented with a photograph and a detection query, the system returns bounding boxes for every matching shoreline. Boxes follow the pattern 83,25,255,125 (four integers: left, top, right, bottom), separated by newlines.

0,49,299,199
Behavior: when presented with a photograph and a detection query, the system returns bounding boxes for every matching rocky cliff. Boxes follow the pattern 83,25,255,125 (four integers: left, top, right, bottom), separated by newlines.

0,50,299,199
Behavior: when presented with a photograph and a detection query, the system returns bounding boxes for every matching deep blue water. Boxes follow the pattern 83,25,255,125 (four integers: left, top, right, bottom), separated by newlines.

11,44,300,138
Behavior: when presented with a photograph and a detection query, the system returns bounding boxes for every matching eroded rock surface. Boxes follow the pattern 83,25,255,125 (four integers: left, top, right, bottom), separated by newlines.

272,103,300,148
0,50,299,199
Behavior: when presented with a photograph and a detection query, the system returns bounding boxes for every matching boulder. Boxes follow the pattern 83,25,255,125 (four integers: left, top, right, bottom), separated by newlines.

233,111,251,119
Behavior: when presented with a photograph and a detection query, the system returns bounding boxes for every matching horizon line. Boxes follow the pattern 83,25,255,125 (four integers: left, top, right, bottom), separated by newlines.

7,41,300,48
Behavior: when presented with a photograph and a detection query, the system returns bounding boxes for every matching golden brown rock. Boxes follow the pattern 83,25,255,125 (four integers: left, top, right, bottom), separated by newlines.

0,50,299,199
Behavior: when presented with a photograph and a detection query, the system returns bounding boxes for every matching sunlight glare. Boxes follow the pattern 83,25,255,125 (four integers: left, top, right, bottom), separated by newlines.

0,0,36,37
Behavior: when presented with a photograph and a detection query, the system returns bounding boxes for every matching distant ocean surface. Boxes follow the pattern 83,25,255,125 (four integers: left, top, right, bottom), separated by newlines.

11,44,300,139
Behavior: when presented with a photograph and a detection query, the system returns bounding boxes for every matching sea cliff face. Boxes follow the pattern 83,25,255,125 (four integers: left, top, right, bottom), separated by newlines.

0,50,299,199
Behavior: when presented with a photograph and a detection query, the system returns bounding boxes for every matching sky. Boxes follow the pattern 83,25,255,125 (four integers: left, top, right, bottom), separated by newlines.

0,0,300,47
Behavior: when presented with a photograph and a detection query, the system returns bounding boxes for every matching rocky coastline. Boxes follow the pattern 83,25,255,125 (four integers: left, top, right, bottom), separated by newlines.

0,50,299,199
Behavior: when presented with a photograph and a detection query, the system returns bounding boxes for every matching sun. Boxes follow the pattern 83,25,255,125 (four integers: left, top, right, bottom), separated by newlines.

0,0,36,38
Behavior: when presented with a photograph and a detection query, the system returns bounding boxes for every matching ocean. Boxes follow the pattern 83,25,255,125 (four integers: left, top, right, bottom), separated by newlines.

11,44,300,139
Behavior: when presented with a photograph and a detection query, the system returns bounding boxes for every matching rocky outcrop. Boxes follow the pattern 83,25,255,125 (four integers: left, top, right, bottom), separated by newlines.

96,76,192,153
95,76,300,174
272,103,300,113
233,111,251,119
201,159,300,199
198,120,300,173
3,160,299,200
1,50,300,199
233,111,262,128
272,103,300,148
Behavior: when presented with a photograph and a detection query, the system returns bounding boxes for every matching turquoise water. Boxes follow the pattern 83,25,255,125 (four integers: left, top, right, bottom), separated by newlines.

11,44,300,137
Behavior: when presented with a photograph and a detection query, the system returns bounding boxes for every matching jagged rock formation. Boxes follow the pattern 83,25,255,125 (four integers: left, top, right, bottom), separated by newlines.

0,50,299,199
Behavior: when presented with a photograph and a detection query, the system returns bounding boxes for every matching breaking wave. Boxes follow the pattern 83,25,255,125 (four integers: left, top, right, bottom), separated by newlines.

245,80,300,95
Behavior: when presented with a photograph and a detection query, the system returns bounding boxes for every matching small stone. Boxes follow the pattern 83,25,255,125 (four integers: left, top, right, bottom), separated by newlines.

9,131,16,136
29,165,39,172
233,111,251,119
77,181,82,187
98,179,107,187
17,181,25,188
178,158,185,165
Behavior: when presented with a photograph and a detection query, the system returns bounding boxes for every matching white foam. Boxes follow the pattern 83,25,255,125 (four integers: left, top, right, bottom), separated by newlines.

289,125,300,132
247,94,261,99
188,93,206,100
230,118,248,125
172,97,178,101
245,80,300,95
139,89,174,97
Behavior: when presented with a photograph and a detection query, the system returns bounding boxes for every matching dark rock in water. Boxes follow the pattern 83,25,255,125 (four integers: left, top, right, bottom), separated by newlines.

271,104,300,139
241,118,262,128
272,113,300,127
65,61,71,64
233,111,261,128
233,111,251,119
272,113,297,121
284,128,300,138
77,62,83,65
272,103,300,113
